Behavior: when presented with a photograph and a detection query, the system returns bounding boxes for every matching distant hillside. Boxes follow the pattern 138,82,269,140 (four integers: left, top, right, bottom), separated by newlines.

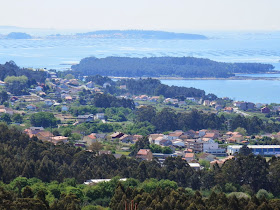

76,30,207,40
6,32,32,39
71,56,275,78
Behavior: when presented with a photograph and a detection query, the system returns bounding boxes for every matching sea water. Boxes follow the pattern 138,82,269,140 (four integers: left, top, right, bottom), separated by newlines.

0,31,280,103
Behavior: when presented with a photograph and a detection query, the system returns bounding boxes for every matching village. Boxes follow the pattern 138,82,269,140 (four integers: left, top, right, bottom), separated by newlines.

1,69,280,172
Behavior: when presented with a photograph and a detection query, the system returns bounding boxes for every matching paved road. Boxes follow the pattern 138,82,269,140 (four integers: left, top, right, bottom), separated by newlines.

233,108,251,116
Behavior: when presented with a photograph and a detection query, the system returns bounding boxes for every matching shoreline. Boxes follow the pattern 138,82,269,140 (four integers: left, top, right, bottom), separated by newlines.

109,76,280,81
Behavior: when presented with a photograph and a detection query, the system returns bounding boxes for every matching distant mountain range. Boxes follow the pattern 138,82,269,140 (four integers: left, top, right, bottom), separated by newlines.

0,32,32,39
75,30,208,40
6,32,32,39
0,28,207,40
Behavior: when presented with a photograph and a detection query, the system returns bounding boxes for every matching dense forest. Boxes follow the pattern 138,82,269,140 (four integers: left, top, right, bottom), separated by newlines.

2,176,280,210
71,56,275,78
1,124,280,196
0,61,46,82
1,123,280,209
84,76,207,98
93,93,135,109
117,78,206,98
136,107,280,134
1,177,280,210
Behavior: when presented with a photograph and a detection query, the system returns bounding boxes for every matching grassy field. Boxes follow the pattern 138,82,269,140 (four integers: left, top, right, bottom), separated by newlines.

115,151,130,156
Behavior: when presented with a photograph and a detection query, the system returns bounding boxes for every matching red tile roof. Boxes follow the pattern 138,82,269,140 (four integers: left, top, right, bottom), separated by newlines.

185,153,195,158
137,149,151,156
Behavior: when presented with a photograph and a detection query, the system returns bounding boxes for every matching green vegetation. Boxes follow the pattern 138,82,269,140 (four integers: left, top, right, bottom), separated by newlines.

93,93,135,109
0,61,46,82
30,112,58,127
2,63,280,209
2,122,280,197
71,56,274,78
135,107,280,134
117,78,206,98
0,90,8,104
3,176,279,209
4,75,29,95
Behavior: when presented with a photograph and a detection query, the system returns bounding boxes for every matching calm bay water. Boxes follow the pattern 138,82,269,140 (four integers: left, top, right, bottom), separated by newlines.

0,31,280,103
161,79,280,104
0,31,280,70
237,73,280,78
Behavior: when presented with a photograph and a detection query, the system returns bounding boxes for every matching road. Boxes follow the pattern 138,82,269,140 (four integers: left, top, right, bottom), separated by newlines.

233,108,251,116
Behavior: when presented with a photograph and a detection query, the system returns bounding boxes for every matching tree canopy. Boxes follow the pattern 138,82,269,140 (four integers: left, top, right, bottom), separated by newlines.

71,56,274,78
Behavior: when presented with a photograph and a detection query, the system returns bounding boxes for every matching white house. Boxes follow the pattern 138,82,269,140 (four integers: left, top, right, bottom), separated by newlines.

227,145,280,156
172,140,185,147
188,163,201,171
94,113,105,120
86,81,95,88
45,99,53,106
26,104,37,110
62,106,69,112
35,86,43,92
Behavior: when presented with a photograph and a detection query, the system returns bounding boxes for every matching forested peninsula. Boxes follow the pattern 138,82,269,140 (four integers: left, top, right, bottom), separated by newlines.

71,56,275,78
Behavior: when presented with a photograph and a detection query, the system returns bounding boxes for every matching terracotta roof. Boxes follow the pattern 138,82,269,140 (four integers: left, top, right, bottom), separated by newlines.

155,136,164,141
119,134,129,140
185,153,195,158
34,131,54,141
149,134,164,140
88,133,96,139
132,135,143,140
211,156,234,164
204,133,216,138
232,134,243,138
137,149,151,156
169,132,183,137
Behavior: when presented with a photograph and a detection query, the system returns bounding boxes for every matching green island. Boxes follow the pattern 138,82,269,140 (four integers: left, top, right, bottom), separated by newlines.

70,56,275,78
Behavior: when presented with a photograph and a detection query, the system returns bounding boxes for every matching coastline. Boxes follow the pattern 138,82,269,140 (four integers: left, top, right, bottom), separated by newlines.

109,76,280,81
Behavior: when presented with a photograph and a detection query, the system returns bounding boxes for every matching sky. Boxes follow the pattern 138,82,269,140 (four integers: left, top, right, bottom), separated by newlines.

0,0,280,31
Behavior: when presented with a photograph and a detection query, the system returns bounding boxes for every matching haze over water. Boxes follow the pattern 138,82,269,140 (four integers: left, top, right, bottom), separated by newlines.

0,31,280,70
0,30,280,103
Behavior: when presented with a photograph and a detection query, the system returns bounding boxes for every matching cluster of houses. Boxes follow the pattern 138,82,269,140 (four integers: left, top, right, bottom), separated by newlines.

24,127,68,145
76,113,105,124
133,95,198,106
110,132,143,143
202,99,274,114
134,129,280,170
0,105,15,115
147,129,245,153
3,70,280,173
22,123,280,171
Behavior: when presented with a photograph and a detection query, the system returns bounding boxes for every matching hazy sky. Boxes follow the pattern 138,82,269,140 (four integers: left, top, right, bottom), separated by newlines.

1,0,280,31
